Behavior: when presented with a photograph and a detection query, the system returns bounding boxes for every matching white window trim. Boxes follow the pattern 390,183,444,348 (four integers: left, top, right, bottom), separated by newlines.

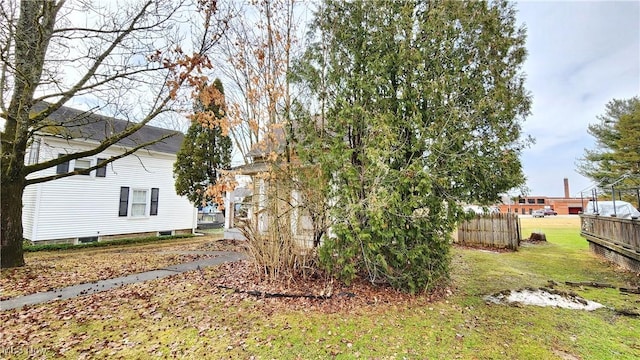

130,188,150,218
65,157,108,178
73,158,92,176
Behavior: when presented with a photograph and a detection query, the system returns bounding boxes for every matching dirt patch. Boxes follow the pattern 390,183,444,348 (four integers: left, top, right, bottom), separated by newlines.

485,288,604,311
206,260,449,314
453,244,513,253
553,349,581,360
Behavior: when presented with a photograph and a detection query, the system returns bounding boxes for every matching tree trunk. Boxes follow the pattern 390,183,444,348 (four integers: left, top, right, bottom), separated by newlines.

1,177,26,268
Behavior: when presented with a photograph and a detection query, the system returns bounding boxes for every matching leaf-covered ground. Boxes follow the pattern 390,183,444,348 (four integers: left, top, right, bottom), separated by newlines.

0,260,443,359
1,217,639,359
0,236,233,300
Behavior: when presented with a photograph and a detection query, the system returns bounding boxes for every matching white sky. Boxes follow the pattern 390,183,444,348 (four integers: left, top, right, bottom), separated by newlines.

515,0,640,197
6,0,636,200
287,1,640,198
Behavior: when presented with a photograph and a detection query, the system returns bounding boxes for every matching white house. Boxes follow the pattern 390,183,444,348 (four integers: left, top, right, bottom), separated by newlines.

223,128,318,248
22,104,196,244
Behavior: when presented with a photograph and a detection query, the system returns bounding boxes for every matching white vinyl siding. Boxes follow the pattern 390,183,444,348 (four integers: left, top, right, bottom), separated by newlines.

22,183,39,240
22,137,195,242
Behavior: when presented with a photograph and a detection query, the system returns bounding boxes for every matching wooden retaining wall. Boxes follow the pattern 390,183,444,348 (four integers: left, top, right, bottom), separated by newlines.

580,214,640,272
456,213,521,250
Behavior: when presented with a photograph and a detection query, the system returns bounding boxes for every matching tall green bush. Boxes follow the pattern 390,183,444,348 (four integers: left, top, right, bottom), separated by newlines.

296,0,531,293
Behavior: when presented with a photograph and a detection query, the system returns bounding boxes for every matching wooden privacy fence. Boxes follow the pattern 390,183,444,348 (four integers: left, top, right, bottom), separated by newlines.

456,213,521,250
580,214,640,272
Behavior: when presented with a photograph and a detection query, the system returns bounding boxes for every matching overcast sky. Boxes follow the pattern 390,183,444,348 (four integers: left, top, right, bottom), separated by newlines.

514,0,639,197
292,1,640,198
7,1,636,200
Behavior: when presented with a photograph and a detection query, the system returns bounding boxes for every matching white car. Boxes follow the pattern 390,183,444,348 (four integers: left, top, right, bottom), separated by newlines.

532,209,545,218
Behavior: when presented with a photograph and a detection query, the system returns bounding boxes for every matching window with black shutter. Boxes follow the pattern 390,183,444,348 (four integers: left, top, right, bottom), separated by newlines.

56,154,69,174
96,158,107,177
119,187,129,216
150,188,159,216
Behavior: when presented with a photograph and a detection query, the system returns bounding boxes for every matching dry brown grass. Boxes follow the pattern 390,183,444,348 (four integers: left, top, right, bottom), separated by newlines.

520,215,581,230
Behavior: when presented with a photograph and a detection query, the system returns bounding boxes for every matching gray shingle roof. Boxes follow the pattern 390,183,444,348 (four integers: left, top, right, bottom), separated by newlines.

33,102,183,154
246,127,286,159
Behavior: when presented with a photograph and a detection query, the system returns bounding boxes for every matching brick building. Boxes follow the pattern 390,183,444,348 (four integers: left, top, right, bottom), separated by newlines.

498,178,586,215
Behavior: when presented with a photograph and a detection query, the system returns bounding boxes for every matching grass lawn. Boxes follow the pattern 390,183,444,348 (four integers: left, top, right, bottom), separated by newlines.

1,216,639,359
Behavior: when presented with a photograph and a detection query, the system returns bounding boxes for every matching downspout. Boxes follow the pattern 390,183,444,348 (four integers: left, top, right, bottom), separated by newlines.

191,206,198,235
32,182,44,242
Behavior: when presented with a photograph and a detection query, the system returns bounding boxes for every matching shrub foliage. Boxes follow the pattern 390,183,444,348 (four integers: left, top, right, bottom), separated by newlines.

296,0,531,293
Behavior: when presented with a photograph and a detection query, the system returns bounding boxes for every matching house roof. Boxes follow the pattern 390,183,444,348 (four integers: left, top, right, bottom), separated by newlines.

232,187,252,199
236,116,330,174
231,160,270,175
246,127,287,159
244,115,328,159
32,102,183,154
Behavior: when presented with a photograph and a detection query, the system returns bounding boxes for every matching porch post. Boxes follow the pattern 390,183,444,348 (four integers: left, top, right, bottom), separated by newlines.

612,186,617,217
224,189,233,229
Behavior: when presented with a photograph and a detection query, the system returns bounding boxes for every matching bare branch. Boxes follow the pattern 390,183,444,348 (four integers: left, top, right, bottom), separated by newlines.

24,101,175,175
29,0,156,124
25,130,177,186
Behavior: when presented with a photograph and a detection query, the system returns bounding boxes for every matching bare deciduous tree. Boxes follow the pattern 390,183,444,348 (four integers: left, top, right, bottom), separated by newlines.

0,0,229,268
215,0,298,163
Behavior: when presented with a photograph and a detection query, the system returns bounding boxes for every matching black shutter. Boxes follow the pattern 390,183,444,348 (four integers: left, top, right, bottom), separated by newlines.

96,158,107,177
150,188,159,216
119,187,129,217
56,154,69,174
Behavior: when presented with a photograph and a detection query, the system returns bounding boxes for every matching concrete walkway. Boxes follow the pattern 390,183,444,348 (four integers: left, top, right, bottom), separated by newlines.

0,251,245,311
